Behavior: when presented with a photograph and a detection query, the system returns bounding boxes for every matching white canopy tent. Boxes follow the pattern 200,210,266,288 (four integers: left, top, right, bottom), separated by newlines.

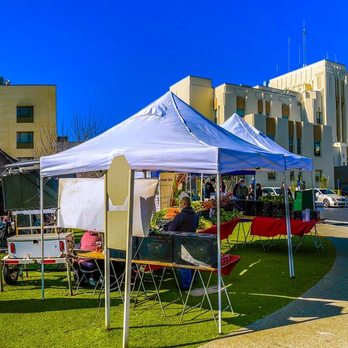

221,113,313,171
222,113,315,280
41,94,286,176
40,92,288,344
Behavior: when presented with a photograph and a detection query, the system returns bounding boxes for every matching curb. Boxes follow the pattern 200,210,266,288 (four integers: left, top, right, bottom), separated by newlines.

325,220,348,225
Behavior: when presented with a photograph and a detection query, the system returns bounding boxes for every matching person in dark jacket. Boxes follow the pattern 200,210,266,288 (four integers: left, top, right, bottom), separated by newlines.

167,196,198,232
167,196,198,289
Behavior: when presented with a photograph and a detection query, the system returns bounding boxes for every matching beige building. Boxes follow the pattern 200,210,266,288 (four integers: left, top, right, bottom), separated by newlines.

170,62,337,188
268,60,348,168
0,84,56,160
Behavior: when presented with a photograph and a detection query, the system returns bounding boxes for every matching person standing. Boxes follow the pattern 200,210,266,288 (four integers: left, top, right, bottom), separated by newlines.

204,180,215,199
236,180,248,199
256,183,263,200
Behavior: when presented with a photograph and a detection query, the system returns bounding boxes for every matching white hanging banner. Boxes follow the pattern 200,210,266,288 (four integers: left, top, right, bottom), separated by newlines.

57,177,158,237
57,178,104,232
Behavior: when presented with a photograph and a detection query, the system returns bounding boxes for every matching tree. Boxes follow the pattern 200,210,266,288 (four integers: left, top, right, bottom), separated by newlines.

319,175,328,188
71,113,106,144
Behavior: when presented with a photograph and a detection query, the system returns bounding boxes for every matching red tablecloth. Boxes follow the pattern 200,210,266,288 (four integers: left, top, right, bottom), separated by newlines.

199,218,240,240
251,217,318,238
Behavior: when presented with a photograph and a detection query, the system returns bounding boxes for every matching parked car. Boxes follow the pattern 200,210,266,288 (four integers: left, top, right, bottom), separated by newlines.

314,188,348,208
262,187,281,196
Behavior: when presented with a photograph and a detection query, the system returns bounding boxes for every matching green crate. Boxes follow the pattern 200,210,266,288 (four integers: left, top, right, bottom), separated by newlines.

137,233,173,263
172,232,217,268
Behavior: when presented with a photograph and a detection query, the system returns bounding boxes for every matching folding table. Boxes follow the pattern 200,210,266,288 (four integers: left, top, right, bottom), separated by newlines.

180,254,241,325
199,218,240,248
250,217,323,253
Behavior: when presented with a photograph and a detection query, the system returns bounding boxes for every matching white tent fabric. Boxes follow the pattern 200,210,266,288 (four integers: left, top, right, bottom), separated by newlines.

221,113,313,171
40,92,286,176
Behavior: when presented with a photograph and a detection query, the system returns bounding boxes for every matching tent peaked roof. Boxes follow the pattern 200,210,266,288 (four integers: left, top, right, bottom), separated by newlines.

222,113,313,171
41,92,286,176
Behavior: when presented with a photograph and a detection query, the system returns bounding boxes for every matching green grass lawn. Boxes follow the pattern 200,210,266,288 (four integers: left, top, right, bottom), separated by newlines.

0,234,335,348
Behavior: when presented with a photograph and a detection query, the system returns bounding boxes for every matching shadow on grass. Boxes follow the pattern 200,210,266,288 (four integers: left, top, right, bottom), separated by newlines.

0,297,123,313
206,234,348,345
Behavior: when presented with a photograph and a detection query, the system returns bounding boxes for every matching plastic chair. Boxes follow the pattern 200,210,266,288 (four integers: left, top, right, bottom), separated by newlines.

75,259,103,294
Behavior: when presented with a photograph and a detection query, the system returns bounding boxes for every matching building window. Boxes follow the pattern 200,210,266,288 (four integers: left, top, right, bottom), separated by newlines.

315,170,322,182
266,117,276,140
289,137,294,152
268,171,276,180
316,111,322,124
236,96,245,117
297,138,301,154
290,171,295,182
257,99,263,114
17,132,34,149
282,104,290,118
265,100,271,116
17,106,34,123
314,141,321,156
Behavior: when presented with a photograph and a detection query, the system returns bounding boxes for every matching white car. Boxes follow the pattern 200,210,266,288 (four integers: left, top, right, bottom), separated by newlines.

262,187,281,196
314,188,347,208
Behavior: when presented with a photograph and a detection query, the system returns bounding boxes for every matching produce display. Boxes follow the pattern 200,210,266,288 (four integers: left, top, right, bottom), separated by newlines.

150,197,243,231
164,207,180,219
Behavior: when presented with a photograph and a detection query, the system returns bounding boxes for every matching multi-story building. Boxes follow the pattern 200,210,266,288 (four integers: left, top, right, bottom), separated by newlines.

170,69,335,188
0,84,56,160
268,60,348,169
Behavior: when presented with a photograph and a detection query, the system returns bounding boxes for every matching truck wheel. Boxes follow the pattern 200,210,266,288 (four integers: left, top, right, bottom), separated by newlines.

3,265,19,285
323,199,330,208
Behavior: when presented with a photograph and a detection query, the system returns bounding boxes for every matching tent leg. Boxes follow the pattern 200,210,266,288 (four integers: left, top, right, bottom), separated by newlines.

283,172,295,278
123,170,135,348
216,172,222,334
104,174,111,329
201,173,203,200
40,175,45,301
310,171,316,211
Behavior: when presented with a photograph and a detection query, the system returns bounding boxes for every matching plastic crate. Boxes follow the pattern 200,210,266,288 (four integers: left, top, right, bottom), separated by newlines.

110,237,139,260
137,232,173,263
172,232,217,268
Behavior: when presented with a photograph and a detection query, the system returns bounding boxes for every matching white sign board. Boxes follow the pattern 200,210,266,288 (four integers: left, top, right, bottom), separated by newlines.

57,177,158,237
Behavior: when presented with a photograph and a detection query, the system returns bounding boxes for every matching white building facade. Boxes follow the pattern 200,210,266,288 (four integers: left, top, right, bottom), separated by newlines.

170,61,340,188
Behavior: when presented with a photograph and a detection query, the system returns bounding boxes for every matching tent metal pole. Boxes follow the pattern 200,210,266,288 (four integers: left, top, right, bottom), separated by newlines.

123,169,135,348
201,173,203,200
189,174,192,200
104,174,111,329
283,172,295,278
40,175,45,300
310,171,316,211
216,172,222,334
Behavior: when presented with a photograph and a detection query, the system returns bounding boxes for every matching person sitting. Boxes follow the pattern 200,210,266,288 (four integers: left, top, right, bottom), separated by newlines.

80,230,102,251
167,197,199,232
77,231,103,286
166,197,198,289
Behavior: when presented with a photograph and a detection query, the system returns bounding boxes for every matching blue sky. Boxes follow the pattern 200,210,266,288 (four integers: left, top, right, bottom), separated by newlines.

1,0,347,135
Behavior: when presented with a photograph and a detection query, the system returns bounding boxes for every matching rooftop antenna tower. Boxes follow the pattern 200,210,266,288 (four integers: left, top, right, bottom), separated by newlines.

288,36,291,72
302,21,307,67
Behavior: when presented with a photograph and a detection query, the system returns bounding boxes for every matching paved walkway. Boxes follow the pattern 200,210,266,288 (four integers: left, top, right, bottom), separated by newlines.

203,224,348,348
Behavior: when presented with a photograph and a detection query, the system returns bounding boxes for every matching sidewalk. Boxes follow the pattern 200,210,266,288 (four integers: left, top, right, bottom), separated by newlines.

202,224,348,348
